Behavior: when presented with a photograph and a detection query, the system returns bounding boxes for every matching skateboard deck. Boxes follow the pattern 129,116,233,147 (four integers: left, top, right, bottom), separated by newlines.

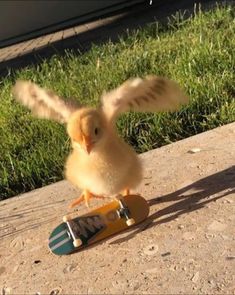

48,194,149,255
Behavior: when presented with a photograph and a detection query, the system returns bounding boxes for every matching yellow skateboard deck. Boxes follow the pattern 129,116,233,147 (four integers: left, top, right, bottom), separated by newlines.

49,195,149,255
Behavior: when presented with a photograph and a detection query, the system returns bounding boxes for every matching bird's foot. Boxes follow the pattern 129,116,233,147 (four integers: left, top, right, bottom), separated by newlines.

69,190,105,209
122,188,130,196
114,188,130,201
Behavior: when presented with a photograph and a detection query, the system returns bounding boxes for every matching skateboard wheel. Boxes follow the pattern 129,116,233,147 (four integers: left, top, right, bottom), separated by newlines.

126,218,135,226
73,239,82,248
63,215,71,223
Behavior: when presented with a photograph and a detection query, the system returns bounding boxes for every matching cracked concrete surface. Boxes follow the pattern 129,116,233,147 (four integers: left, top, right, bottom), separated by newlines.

0,123,234,294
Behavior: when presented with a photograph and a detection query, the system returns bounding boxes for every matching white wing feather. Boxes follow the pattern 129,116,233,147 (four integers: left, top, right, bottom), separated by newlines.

12,80,79,123
101,76,188,122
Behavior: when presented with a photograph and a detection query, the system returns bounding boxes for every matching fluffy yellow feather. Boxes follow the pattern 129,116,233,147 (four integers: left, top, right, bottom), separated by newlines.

12,76,188,208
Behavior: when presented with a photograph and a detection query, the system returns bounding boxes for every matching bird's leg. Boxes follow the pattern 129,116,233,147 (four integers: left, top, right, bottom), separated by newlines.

84,191,106,207
68,191,87,209
114,188,130,202
122,188,130,196
69,190,105,209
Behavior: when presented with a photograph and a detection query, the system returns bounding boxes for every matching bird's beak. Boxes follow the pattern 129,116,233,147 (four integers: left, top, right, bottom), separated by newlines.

82,135,93,154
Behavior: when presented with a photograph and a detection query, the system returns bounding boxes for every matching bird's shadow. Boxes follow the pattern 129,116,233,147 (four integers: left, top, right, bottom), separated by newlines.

110,165,235,245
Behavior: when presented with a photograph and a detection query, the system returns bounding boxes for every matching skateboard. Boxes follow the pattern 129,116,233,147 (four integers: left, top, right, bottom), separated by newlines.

48,194,149,255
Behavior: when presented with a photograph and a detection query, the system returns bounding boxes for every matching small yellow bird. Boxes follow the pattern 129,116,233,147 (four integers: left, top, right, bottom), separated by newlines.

13,76,188,208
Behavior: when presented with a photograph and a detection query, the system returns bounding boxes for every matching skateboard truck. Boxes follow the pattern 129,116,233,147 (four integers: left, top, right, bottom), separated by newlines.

116,196,135,226
63,215,82,248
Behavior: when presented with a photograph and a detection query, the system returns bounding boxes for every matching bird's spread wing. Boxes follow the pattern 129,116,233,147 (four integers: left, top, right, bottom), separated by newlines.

101,76,188,122
12,80,80,123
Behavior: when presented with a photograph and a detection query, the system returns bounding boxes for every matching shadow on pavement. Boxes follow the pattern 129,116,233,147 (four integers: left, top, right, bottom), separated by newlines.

110,165,235,244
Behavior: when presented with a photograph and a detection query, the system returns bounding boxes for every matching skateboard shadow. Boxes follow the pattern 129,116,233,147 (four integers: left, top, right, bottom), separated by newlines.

110,165,235,245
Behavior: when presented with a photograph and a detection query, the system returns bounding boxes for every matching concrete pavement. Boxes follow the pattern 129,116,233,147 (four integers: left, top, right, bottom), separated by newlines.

0,123,234,294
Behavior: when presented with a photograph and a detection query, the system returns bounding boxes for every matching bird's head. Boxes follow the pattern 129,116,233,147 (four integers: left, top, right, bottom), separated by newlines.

67,108,106,154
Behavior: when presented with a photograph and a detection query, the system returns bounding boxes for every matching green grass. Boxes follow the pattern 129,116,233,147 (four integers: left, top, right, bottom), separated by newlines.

0,4,234,200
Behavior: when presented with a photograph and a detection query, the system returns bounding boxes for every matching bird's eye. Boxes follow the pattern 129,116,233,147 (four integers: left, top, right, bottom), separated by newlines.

94,128,99,135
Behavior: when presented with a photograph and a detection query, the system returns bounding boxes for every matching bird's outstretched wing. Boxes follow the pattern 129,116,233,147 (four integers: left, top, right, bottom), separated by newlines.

12,80,80,123
101,76,188,122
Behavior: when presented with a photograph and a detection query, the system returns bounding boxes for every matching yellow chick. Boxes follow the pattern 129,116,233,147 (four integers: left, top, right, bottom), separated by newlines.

12,76,188,208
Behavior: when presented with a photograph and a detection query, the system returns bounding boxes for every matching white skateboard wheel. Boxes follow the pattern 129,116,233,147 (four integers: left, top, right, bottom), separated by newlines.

63,215,71,222
73,239,82,248
126,218,135,226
